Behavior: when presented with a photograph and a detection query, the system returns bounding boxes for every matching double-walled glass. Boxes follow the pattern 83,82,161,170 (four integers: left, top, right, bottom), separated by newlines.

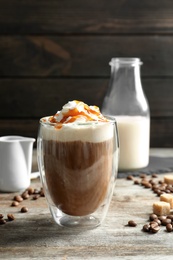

37,116,119,229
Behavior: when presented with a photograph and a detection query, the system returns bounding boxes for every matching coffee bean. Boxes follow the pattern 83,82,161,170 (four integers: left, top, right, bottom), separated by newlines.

158,180,164,184
27,187,35,195
140,174,147,179
14,195,23,202
156,190,164,196
40,189,45,197
158,216,167,222
0,214,4,219
40,188,45,197
150,222,160,233
149,179,156,185
143,223,150,232
127,175,134,180
152,184,159,191
128,220,137,227
166,223,173,232
165,189,171,194
154,219,161,226
161,218,172,226
21,207,28,213
149,214,158,221
144,182,152,189
133,179,140,185
11,201,19,207
7,214,15,221
21,192,30,200
167,215,173,221
153,188,159,194
0,219,6,225
33,194,39,200
152,173,158,178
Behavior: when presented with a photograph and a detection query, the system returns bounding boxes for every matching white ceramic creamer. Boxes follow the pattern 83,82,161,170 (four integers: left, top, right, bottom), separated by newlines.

0,136,35,192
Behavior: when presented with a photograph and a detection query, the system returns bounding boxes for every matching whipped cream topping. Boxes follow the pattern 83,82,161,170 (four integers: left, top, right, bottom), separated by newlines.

49,100,108,127
40,100,115,142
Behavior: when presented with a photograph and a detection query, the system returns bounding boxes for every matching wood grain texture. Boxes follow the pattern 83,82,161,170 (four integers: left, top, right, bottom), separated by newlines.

1,174,173,259
0,0,173,34
0,77,173,147
0,36,173,77
0,78,173,117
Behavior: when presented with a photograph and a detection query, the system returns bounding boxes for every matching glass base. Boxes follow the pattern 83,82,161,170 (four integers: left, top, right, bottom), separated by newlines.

49,205,101,229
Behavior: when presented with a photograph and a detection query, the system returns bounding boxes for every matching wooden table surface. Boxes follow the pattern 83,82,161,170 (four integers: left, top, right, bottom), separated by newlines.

1,149,173,259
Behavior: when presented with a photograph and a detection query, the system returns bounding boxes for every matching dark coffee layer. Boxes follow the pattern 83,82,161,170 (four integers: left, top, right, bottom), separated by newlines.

43,139,113,216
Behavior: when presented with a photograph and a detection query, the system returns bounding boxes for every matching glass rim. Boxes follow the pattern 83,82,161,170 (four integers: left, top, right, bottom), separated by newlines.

39,115,117,127
109,57,143,66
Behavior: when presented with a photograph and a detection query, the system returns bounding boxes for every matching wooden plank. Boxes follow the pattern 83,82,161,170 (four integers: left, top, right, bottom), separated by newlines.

151,117,173,147
0,0,173,34
0,79,108,118
1,174,173,259
0,35,173,77
0,119,38,141
0,78,173,118
0,117,173,147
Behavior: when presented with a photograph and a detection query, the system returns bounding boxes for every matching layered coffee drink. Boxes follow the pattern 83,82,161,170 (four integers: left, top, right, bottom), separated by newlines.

40,100,116,217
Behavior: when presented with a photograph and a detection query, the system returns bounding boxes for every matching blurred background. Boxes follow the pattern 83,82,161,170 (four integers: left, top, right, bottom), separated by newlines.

0,0,173,147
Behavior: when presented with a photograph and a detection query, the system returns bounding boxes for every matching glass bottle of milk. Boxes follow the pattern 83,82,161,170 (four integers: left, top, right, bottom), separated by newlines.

102,58,150,171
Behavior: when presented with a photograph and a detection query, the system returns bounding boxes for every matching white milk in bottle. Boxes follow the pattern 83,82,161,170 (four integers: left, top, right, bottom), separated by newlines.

102,58,150,171
116,116,150,171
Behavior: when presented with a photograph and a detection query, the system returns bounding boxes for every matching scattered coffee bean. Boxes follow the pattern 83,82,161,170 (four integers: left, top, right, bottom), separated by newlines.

158,215,167,222
134,179,140,185
149,179,156,185
161,218,172,226
152,173,158,178
166,223,173,232
27,187,35,195
128,220,137,227
149,213,158,221
150,222,160,233
14,195,23,202
154,218,161,226
165,189,171,194
7,214,15,221
167,215,173,221
144,182,152,189
0,214,4,219
11,201,19,207
0,219,6,225
141,180,149,187
21,192,30,200
21,207,28,213
40,189,45,197
140,173,147,179
33,194,39,200
152,184,159,190
127,175,134,180
143,223,150,232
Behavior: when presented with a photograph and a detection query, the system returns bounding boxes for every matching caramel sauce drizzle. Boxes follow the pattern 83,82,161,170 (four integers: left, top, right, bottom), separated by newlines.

49,100,108,129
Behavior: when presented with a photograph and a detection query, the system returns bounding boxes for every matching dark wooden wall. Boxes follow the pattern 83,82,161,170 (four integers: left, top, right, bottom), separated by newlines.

0,0,173,147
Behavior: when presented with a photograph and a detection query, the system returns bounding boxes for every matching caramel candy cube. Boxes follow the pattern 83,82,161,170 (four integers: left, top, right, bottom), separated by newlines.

160,194,173,209
153,201,170,216
164,175,173,185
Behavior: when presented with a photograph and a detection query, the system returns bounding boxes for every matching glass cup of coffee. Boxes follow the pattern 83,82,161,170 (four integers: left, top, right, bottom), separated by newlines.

37,112,119,229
